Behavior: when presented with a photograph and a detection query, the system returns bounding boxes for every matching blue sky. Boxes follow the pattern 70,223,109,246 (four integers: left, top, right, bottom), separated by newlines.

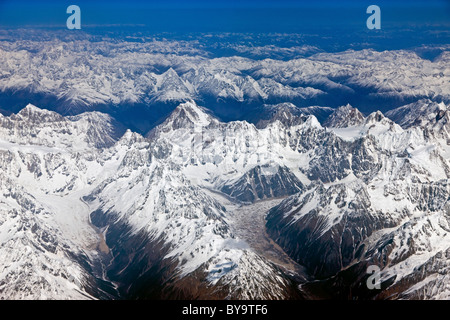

0,0,448,31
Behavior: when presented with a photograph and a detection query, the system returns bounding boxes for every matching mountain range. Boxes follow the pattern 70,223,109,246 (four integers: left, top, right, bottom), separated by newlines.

0,97,448,299
1,38,448,133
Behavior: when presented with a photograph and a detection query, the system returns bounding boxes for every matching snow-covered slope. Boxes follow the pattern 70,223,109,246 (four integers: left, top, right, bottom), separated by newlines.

0,103,296,299
0,104,124,150
1,39,448,117
385,99,450,140
145,99,450,299
266,100,450,299
0,106,126,299
0,97,449,300
147,101,322,202
323,104,365,128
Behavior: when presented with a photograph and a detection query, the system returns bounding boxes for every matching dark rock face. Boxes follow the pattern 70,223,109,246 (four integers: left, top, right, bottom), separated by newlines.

266,176,450,299
89,208,290,300
385,99,445,129
221,165,304,203
89,207,182,299
323,104,365,128
266,182,391,279
306,135,352,183
255,104,311,129
299,260,397,300
305,134,382,184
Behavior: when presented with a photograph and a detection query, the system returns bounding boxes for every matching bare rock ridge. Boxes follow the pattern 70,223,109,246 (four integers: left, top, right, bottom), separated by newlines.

323,104,365,128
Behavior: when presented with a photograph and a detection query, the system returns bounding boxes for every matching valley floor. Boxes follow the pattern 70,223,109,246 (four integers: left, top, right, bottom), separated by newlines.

205,189,309,282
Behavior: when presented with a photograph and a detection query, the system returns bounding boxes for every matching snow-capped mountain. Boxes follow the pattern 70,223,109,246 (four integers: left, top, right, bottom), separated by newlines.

0,104,125,150
323,104,365,128
1,38,448,134
310,49,450,102
385,98,450,141
0,96,449,300
385,99,448,129
0,106,124,299
139,99,450,299
147,101,319,203
0,103,299,299
265,100,450,299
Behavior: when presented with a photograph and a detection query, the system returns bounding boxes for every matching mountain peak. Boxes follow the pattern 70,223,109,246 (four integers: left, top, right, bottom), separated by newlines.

14,104,64,123
365,110,385,123
176,101,213,123
19,104,55,115
255,103,310,129
169,100,215,127
385,99,449,129
147,100,218,140
163,67,178,76
169,100,217,127
323,104,365,128
68,112,126,149
361,110,403,136
0,104,124,150
22,103,40,112
117,129,149,149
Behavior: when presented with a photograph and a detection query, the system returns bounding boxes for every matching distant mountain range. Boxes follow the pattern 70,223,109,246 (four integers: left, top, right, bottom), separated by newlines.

0,37,448,133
